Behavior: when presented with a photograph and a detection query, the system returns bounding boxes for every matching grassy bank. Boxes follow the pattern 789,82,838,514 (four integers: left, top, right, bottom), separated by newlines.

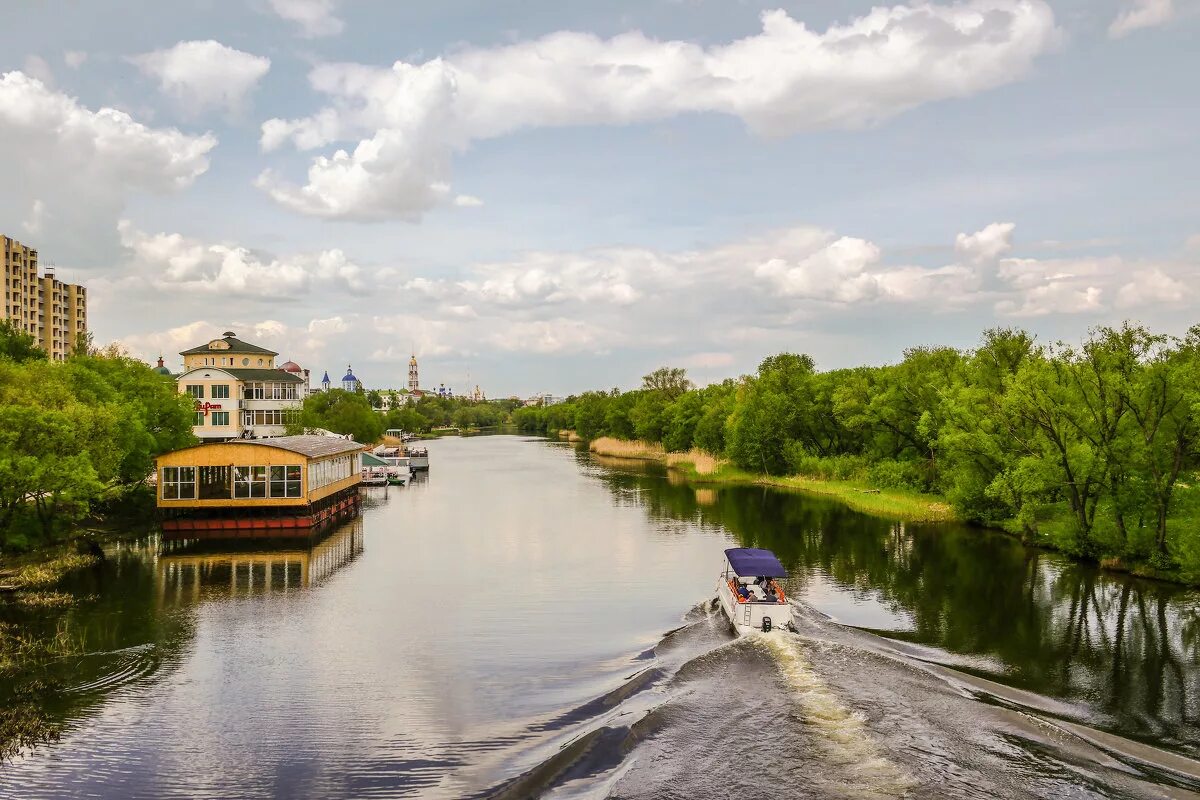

585,436,957,524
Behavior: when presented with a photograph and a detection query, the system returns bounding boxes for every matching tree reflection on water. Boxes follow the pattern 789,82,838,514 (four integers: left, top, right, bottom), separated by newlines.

588,455,1200,755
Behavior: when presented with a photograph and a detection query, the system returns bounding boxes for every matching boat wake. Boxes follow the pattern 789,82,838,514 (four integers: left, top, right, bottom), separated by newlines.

474,598,1200,800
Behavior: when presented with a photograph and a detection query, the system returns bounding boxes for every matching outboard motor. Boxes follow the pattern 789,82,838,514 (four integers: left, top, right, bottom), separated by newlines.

761,616,772,632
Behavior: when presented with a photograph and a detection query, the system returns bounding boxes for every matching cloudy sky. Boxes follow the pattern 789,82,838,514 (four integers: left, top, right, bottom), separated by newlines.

3,0,1197,396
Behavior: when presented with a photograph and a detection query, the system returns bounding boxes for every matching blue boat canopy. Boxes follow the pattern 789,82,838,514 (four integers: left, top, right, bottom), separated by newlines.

724,548,787,578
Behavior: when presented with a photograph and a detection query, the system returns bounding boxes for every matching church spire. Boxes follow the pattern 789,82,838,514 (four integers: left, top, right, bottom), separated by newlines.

408,351,419,391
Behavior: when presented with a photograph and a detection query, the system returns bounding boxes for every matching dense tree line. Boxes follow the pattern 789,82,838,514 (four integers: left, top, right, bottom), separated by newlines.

0,322,196,551
293,389,519,442
513,327,1200,579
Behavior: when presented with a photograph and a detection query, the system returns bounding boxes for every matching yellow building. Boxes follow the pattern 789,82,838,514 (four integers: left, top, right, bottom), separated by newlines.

2,235,87,360
156,435,363,539
176,331,307,441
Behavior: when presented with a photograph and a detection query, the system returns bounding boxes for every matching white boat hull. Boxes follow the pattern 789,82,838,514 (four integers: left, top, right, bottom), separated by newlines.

716,576,792,636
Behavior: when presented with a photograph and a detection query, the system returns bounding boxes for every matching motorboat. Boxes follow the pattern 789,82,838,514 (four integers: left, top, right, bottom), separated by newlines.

406,446,429,471
382,456,411,485
715,547,793,635
373,445,412,484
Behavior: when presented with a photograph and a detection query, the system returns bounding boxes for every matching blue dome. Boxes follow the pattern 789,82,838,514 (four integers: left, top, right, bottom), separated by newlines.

342,366,358,382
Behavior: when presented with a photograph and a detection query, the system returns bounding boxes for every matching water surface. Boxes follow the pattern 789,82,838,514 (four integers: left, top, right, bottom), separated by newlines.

2,436,1198,798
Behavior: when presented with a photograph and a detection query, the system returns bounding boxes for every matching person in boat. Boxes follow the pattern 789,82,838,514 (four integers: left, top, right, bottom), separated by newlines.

760,578,776,601
736,582,751,600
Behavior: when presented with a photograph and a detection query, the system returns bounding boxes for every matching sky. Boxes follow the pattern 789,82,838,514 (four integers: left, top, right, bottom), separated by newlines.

2,0,1197,397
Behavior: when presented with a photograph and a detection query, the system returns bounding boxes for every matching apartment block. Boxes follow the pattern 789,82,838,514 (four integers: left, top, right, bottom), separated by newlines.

2,235,88,360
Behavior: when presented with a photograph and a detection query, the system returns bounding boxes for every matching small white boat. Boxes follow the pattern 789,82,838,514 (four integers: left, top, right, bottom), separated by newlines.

716,548,793,635
406,446,429,471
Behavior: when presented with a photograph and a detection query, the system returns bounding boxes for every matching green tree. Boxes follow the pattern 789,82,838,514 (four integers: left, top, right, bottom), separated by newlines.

642,367,693,401
299,389,383,443
0,320,47,363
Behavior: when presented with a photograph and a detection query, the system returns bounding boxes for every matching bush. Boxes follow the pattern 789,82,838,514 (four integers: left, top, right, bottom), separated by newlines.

866,459,923,490
783,444,869,481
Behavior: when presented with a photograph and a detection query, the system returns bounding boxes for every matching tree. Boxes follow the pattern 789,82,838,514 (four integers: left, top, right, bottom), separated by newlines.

68,353,196,485
0,320,47,363
1114,325,1198,558
642,367,693,401
299,389,383,443
0,360,121,543
385,406,431,435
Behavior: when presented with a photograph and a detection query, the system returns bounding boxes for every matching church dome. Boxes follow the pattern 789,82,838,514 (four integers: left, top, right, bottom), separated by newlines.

280,360,303,373
342,366,358,382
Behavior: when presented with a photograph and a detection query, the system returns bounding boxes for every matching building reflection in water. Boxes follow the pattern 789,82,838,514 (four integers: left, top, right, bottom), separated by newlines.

157,518,364,605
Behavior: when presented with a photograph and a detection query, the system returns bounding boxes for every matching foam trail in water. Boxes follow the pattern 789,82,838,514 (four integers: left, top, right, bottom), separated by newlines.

754,631,915,799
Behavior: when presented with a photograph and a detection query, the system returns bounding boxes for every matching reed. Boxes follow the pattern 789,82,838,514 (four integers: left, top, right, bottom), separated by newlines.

588,437,664,459
11,554,99,590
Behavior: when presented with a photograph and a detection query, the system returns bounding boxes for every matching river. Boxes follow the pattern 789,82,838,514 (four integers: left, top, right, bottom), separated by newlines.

1,435,1199,798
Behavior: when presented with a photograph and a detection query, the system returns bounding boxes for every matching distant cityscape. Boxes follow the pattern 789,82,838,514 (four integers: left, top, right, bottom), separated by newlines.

5,231,565,441
165,329,564,441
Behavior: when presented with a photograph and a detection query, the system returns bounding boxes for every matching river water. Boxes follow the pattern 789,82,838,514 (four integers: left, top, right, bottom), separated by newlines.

2,435,1199,798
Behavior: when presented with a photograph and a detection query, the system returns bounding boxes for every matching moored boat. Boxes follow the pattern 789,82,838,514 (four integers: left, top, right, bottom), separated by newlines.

406,446,429,471
360,452,390,486
715,547,793,635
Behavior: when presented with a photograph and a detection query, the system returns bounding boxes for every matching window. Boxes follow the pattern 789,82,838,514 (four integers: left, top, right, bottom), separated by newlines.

270,465,302,498
242,357,250,366
233,466,269,498
198,466,231,500
185,384,204,399
211,411,230,426
211,384,230,399
194,412,205,426
258,358,264,366
161,466,196,500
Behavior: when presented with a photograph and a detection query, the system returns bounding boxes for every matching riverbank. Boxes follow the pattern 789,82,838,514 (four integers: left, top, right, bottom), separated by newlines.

584,436,957,524
579,434,1198,586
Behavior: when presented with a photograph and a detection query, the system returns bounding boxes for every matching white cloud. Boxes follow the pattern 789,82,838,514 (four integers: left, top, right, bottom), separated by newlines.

259,1,1060,220
752,233,886,302
489,319,612,355
268,0,344,38
996,283,1104,316
454,194,484,207
1109,0,1174,38
1114,268,1188,308
131,40,271,114
955,222,1015,265
63,50,87,69
0,71,216,255
104,219,1200,391
1185,234,1200,253
116,221,366,297
118,319,342,373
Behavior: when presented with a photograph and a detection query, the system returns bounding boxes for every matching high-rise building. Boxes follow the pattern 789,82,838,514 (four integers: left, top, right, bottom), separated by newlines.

2,235,88,360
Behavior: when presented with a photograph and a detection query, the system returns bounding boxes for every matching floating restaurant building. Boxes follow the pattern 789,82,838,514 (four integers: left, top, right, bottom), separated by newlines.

156,435,363,539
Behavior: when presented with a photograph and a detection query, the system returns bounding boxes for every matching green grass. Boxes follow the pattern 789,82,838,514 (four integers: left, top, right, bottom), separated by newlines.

665,458,959,524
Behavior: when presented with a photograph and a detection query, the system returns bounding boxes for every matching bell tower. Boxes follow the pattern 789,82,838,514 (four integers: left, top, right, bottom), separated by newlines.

408,353,419,391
